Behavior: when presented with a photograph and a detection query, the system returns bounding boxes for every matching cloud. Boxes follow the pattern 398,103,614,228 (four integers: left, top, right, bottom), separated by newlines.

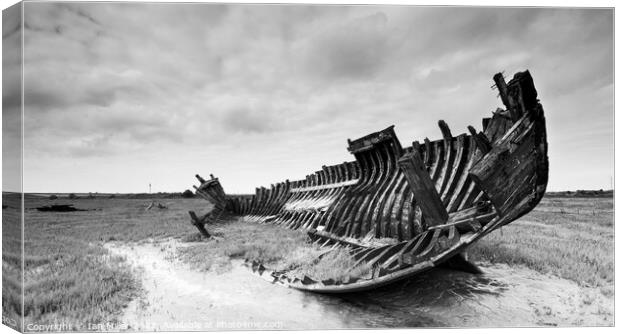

299,12,389,80
222,107,277,134
13,3,613,193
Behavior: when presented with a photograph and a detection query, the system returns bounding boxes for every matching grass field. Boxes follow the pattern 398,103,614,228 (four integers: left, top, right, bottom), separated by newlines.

469,196,614,292
2,194,208,330
1,192,614,329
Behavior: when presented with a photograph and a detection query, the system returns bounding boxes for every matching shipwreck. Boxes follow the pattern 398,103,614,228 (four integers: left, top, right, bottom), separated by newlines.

189,70,548,293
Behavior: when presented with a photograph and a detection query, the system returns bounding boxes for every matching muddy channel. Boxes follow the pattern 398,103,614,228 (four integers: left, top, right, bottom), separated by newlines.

104,239,613,330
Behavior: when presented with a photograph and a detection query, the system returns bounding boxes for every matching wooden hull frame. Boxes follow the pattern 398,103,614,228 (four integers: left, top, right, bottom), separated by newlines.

190,70,549,293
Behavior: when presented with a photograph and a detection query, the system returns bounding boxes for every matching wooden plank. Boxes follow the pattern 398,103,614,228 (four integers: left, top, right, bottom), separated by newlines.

427,216,487,232
398,144,449,227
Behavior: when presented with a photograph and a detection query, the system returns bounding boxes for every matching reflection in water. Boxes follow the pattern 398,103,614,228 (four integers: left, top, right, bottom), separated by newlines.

106,240,610,330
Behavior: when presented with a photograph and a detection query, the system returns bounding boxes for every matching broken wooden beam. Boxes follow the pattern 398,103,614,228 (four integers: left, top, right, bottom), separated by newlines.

493,72,521,121
482,117,491,132
196,174,207,184
423,138,432,165
398,143,449,227
188,211,211,238
470,71,546,218
493,73,511,108
411,140,421,153
467,126,492,154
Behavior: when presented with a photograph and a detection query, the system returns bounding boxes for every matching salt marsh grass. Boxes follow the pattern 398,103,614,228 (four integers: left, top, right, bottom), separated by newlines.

2,193,206,329
469,196,613,289
2,192,613,329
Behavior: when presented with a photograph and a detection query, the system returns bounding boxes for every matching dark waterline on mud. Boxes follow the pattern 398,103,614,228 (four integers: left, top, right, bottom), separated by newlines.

105,240,611,330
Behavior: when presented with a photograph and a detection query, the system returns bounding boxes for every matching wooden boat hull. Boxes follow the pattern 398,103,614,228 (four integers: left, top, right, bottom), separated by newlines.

191,70,548,293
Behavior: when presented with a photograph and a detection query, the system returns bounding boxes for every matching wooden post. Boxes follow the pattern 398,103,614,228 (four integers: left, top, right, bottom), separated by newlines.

195,174,207,184
438,120,452,140
493,73,511,108
398,144,449,227
188,211,211,238
423,138,432,165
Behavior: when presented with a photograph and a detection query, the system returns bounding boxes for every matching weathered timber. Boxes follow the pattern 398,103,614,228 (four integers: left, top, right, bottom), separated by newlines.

188,211,211,238
196,174,207,184
189,70,549,293
347,125,401,155
398,145,449,227
438,120,453,140
467,126,492,154
469,70,547,218
423,138,432,165
411,141,421,154
493,73,521,121
493,73,511,107
428,216,484,234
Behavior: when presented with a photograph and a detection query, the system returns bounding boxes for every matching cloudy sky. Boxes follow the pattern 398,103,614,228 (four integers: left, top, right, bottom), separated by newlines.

2,2,613,193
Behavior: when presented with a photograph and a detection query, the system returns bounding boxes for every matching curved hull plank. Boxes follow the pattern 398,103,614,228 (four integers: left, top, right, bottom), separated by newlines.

191,70,549,293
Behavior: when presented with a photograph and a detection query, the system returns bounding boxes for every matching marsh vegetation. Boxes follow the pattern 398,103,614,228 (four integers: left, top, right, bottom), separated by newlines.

469,196,614,291
178,218,372,282
2,194,204,330
1,193,614,329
